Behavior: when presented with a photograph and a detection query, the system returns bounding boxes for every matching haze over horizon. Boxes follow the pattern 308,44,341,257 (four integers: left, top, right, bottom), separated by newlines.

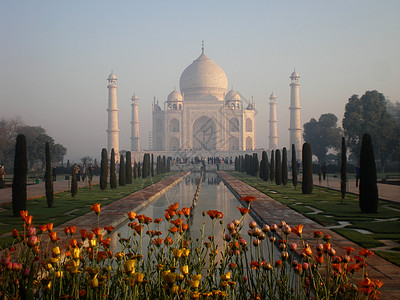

1,1,399,162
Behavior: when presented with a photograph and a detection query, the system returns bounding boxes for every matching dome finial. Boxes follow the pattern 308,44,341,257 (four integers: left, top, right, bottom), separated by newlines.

201,40,204,54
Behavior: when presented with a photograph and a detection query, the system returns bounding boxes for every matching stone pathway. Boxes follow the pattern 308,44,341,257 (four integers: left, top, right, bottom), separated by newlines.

217,171,400,300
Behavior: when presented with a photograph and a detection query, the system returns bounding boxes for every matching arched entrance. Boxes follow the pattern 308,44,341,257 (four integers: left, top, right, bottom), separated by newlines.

192,116,217,150
170,137,179,150
246,136,253,150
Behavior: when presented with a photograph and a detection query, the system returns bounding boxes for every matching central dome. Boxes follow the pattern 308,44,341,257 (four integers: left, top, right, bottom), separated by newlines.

179,52,228,100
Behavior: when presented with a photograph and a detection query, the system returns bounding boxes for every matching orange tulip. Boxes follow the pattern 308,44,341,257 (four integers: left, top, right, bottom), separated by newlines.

12,229,19,238
47,223,54,232
91,203,101,215
240,196,256,203
92,227,102,236
133,225,144,234
128,211,137,221
181,207,191,217
104,226,114,234
48,231,59,242
80,229,87,240
168,202,179,211
359,248,374,258
237,207,250,216
154,218,163,224
19,210,28,219
38,224,48,233
291,224,304,237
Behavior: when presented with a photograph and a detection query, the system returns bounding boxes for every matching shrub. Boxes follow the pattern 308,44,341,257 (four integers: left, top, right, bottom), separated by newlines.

302,143,313,194
100,148,108,190
45,142,54,207
359,133,378,213
270,150,275,182
12,134,27,216
340,137,347,204
71,165,78,199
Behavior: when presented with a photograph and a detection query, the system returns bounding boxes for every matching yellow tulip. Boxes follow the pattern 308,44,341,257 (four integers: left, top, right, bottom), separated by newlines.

173,248,183,258
52,246,61,256
72,248,80,260
133,272,145,283
221,272,231,281
171,284,179,294
89,277,99,288
180,265,189,275
191,274,201,281
55,271,63,278
191,280,200,288
182,248,190,257
89,239,96,247
163,272,176,284
124,259,136,274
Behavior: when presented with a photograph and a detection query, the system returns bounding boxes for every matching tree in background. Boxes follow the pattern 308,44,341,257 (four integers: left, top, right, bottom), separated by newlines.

71,164,78,200
167,156,171,172
291,144,298,190
151,154,154,177
133,161,138,180
302,143,313,194
343,91,397,170
340,137,347,204
303,113,342,164
275,149,282,185
282,147,288,187
359,133,378,213
100,148,108,190
125,151,132,184
259,151,269,181
137,162,142,178
45,142,54,207
119,154,126,186
12,134,27,216
253,153,259,177
270,150,275,182
110,149,117,189
142,153,149,179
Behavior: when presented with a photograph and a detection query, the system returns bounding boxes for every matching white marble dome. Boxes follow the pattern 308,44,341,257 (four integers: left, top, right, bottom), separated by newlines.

226,89,241,101
108,73,117,80
167,90,183,102
179,52,228,99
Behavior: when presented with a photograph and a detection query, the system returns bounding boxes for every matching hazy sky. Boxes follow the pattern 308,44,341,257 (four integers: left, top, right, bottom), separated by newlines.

1,1,399,162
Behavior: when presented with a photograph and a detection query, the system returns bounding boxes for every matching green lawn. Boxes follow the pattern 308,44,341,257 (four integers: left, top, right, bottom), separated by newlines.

0,173,175,248
228,171,400,267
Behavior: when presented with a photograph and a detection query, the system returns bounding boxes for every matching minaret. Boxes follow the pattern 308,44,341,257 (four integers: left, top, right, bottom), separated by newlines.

268,92,278,150
107,72,120,162
289,69,302,158
130,94,140,151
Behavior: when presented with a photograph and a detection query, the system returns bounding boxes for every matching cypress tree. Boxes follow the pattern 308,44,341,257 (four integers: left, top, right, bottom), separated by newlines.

253,153,259,177
162,156,166,173
71,164,78,199
167,157,171,172
291,144,298,189
359,133,378,213
265,152,270,181
119,154,126,186
100,148,108,190
142,153,148,179
340,137,347,204
12,134,27,216
66,159,70,169
156,156,160,175
282,147,288,187
275,149,282,185
302,143,313,194
133,161,137,179
151,154,154,177
259,152,265,180
125,151,132,184
110,149,117,189
45,142,54,207
137,162,142,177
270,150,275,182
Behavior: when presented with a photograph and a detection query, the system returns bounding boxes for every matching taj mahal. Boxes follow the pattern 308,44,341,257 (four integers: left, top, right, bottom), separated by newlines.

105,44,302,160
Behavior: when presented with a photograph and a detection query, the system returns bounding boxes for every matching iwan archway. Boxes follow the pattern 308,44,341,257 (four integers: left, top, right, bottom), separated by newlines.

192,116,217,150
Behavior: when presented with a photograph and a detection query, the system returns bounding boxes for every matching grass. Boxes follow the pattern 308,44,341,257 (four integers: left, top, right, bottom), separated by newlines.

228,171,400,267
0,172,175,248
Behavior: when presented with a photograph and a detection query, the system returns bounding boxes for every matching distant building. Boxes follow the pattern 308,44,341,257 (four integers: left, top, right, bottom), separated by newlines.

152,45,256,151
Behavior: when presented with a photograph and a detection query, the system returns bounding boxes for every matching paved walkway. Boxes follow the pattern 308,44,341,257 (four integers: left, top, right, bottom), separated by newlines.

0,176,100,206
313,174,400,203
217,171,400,300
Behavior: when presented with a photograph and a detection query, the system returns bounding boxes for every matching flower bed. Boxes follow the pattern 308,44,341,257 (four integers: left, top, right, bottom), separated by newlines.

0,197,383,299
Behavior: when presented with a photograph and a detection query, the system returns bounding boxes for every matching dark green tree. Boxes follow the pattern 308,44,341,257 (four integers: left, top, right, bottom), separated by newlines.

119,154,126,186
275,149,282,185
291,144,298,189
359,134,378,213
137,162,142,178
302,143,313,194
259,151,266,180
71,164,78,199
12,134,27,216
343,91,397,170
253,153,259,177
125,151,132,184
340,137,347,204
45,142,54,207
151,154,154,177
100,148,108,190
142,153,149,178
270,150,275,182
110,149,117,189
303,113,342,164
282,147,288,187
167,157,171,172
133,161,137,179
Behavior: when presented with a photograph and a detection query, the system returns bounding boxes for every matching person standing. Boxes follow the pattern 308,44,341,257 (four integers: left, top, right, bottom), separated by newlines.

52,166,57,181
0,164,5,188
321,163,327,180
87,163,94,189
355,165,360,187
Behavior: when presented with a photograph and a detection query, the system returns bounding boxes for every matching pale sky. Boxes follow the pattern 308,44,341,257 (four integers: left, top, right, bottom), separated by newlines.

1,1,399,162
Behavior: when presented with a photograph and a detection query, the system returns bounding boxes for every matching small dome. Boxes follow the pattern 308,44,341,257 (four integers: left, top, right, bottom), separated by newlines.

226,89,241,101
167,90,183,102
269,92,277,101
108,73,117,80
290,70,299,78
